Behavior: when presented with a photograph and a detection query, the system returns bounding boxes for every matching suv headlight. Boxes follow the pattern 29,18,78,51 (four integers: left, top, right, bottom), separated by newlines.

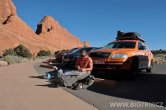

112,53,128,58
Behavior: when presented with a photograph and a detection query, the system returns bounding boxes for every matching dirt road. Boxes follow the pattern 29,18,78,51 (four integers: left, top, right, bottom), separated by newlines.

0,61,97,110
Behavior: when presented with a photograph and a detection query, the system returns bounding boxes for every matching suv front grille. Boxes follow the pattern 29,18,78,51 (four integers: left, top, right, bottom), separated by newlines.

94,64,121,69
64,55,74,59
90,52,111,58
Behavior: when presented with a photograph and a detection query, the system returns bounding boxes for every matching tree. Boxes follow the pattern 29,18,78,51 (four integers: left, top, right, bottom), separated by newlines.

37,50,51,56
14,44,32,58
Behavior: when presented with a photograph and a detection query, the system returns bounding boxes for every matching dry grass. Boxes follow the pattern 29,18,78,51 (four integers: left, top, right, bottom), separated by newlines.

0,55,54,67
1,55,30,65
153,54,166,64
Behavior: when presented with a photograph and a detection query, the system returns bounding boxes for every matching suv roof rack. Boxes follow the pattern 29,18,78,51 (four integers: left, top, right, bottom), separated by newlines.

116,31,145,42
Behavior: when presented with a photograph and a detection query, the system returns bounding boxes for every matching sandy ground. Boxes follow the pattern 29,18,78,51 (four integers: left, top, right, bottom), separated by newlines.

0,61,98,110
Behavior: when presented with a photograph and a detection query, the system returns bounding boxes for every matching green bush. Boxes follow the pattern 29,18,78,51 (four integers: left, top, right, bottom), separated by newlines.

3,48,17,56
37,50,51,56
14,44,32,58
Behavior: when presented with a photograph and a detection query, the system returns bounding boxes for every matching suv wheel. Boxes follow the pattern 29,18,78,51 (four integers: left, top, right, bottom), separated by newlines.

130,58,139,74
146,60,153,73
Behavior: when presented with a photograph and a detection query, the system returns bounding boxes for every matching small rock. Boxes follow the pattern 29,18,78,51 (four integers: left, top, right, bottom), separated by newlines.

0,61,8,66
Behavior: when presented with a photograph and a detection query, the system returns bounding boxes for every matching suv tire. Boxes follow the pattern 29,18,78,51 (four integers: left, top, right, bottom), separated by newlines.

146,60,153,73
130,58,139,74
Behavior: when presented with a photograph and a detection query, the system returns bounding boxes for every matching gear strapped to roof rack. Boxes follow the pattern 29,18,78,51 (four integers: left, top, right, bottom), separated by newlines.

116,31,145,42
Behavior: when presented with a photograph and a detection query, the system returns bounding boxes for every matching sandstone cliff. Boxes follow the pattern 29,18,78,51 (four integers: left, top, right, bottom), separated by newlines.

0,0,89,56
36,16,84,50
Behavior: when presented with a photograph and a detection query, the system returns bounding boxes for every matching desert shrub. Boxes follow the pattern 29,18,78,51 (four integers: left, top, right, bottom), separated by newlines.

37,50,51,56
2,55,29,65
3,55,19,64
61,49,68,52
54,50,60,56
3,56,15,64
54,49,68,56
19,58,29,63
14,44,32,58
3,48,17,56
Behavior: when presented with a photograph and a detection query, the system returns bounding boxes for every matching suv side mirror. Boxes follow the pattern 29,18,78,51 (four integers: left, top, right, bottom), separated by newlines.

139,46,146,50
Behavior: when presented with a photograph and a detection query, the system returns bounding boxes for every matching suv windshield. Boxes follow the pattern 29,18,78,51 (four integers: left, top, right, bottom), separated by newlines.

72,48,93,53
68,48,79,53
103,41,136,49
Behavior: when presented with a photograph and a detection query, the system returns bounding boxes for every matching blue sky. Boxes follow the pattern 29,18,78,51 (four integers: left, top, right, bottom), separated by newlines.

13,0,166,49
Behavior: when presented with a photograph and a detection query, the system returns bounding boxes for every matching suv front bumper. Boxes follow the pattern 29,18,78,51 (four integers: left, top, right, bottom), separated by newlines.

93,59,132,70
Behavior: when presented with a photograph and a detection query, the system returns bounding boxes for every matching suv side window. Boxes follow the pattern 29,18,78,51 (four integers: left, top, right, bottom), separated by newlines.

85,48,93,52
144,43,149,50
138,42,147,50
138,42,142,50
142,42,148,50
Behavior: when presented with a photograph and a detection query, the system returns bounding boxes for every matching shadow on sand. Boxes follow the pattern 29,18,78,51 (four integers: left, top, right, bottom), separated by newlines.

29,76,45,79
36,84,57,88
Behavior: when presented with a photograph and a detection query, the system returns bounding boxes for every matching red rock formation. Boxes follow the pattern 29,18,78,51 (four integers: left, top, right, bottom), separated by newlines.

36,16,85,50
0,0,90,56
82,41,91,47
0,0,45,55
0,0,16,24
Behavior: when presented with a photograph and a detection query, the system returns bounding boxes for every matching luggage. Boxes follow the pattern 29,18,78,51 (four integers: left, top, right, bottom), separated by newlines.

116,31,144,42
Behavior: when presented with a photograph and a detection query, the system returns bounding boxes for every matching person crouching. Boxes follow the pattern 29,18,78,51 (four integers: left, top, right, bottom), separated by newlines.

55,50,93,89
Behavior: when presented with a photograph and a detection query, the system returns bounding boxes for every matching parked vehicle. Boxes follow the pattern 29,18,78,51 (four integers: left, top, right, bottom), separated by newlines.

55,48,80,63
89,31,154,73
63,47,99,66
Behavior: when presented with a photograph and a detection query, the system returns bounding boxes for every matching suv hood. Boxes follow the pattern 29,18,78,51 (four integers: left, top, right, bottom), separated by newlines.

91,48,135,54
